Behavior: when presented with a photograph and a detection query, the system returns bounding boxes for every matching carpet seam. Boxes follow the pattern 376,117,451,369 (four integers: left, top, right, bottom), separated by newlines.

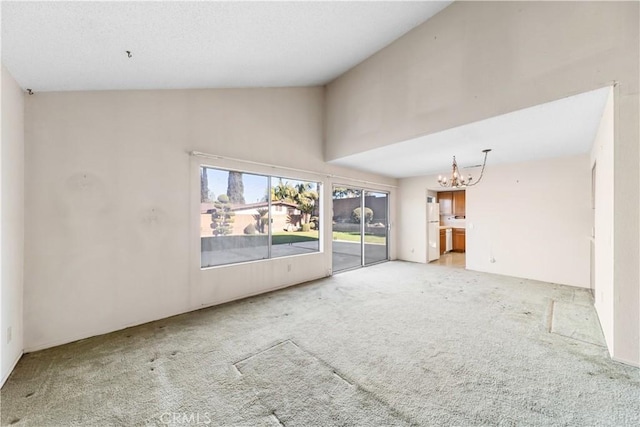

288,340,418,426
232,339,293,372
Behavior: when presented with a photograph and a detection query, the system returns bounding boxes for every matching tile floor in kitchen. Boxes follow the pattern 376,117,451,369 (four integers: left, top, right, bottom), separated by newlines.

432,252,466,268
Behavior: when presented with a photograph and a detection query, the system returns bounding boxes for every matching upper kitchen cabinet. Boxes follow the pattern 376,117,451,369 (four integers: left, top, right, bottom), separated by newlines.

438,190,465,217
438,192,453,215
453,191,466,217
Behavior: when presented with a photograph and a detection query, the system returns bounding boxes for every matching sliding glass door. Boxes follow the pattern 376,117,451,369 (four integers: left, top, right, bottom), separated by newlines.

364,191,388,265
331,188,363,272
332,186,389,273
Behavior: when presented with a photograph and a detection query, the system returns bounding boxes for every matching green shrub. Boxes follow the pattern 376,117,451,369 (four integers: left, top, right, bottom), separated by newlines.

352,207,373,224
301,223,311,232
210,195,234,236
310,216,319,230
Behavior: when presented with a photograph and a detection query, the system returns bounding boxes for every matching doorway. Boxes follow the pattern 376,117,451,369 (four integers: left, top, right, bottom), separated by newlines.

430,189,466,268
332,187,389,273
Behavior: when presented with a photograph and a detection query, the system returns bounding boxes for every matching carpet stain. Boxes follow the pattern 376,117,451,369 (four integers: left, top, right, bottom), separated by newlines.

270,411,285,426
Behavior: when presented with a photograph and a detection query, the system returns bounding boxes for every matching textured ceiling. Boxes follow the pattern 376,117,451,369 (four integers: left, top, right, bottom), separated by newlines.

1,1,452,92
329,87,611,178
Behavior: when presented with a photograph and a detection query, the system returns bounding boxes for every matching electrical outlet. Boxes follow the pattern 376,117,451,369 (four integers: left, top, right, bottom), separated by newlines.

287,264,291,272
7,326,12,344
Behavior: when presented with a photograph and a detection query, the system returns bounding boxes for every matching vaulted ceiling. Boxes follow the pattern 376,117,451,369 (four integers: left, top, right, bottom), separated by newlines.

2,1,608,178
1,1,451,91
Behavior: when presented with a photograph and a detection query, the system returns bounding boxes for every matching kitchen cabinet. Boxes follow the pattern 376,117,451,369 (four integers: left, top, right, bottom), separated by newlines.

439,229,446,255
438,192,453,215
438,190,465,217
453,228,466,252
453,191,466,217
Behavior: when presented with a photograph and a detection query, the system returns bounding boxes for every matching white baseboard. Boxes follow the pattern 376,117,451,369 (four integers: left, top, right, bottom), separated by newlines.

1,351,24,389
198,273,326,310
612,356,640,368
23,306,191,353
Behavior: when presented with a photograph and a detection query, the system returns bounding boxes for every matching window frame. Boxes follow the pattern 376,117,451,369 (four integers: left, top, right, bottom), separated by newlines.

199,165,322,269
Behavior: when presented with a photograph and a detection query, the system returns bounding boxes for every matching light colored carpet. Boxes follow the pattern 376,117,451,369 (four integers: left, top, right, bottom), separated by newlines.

550,301,606,346
235,340,409,426
1,261,638,426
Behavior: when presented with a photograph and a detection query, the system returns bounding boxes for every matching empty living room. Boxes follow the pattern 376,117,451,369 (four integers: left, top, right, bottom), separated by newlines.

1,1,639,426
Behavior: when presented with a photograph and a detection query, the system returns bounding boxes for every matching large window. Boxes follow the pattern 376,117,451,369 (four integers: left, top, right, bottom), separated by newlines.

270,177,320,258
200,167,320,268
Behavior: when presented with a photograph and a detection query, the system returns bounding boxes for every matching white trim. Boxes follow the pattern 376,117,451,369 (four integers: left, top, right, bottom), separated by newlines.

611,356,640,368
197,272,328,310
1,351,23,388
23,306,193,352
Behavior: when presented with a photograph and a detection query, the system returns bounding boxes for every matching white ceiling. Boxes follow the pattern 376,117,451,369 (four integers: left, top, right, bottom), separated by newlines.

1,1,451,92
329,87,611,178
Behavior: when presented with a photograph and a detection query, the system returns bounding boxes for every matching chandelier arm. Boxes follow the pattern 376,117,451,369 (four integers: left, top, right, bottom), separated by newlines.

465,150,489,187
438,149,490,188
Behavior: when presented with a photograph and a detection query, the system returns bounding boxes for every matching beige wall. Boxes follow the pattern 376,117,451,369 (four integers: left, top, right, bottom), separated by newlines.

399,155,592,289
1,65,25,385
326,2,638,160
464,155,592,288
327,1,639,365
24,88,397,351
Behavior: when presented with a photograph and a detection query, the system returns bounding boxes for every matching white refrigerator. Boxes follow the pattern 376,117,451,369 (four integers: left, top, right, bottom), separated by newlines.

427,202,440,262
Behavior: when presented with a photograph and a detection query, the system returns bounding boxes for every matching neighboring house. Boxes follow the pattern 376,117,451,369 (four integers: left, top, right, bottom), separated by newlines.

200,201,303,236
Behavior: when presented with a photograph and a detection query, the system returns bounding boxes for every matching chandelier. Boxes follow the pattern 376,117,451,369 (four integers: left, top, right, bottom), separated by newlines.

438,149,491,188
